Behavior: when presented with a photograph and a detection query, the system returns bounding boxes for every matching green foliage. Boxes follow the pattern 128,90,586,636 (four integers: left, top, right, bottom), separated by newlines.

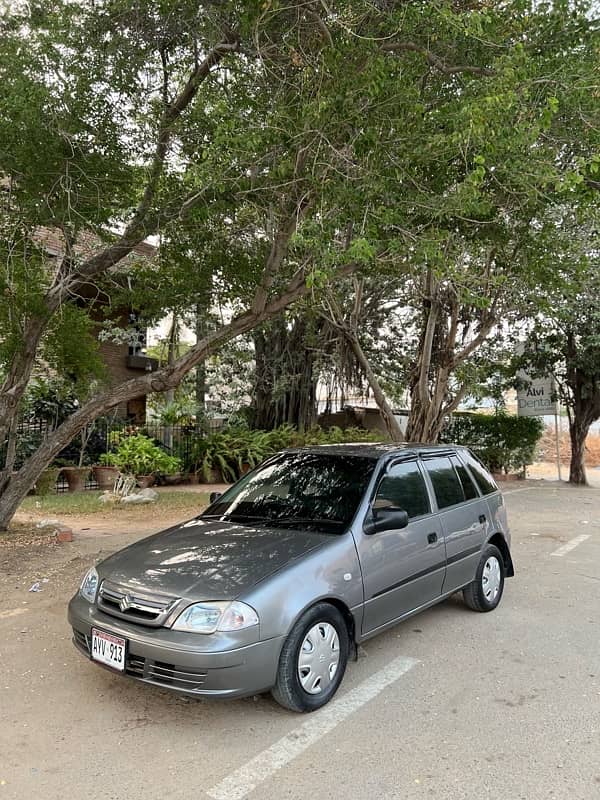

22,379,78,428
192,425,383,482
43,306,105,388
1,0,599,524
33,467,61,496
441,412,544,473
108,434,182,476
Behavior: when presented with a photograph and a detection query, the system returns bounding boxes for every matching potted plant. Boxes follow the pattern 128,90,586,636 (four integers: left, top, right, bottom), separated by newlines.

58,460,91,493
34,466,61,496
110,434,182,487
93,454,120,490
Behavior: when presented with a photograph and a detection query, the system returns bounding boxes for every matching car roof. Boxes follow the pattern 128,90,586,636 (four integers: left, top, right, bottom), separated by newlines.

284,442,465,459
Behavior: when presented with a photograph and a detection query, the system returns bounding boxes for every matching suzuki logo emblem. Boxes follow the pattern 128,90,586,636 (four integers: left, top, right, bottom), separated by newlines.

119,593,133,613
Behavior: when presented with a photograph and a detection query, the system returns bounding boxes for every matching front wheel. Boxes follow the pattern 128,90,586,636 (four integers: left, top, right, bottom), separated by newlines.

463,544,505,612
271,603,349,712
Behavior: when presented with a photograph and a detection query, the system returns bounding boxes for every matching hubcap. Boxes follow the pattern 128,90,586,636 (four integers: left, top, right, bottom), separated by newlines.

482,556,501,602
298,622,340,695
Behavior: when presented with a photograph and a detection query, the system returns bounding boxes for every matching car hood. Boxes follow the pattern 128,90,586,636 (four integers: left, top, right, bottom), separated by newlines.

97,517,331,601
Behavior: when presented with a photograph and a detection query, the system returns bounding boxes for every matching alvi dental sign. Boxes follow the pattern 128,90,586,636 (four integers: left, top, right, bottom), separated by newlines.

516,373,557,417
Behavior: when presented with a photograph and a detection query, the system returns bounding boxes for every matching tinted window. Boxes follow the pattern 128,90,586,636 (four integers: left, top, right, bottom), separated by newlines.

451,455,479,500
375,460,430,519
423,456,465,509
460,450,498,496
204,452,376,533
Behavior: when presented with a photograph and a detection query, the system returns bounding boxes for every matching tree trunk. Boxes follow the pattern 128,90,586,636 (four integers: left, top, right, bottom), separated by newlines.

195,305,207,432
164,314,178,450
0,261,360,530
342,329,404,442
0,473,32,532
252,315,318,431
568,418,589,485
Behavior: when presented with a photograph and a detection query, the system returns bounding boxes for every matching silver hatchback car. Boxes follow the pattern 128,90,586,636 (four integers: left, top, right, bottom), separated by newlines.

69,443,513,712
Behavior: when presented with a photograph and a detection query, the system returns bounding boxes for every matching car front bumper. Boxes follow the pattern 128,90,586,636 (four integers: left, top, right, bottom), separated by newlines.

68,594,284,699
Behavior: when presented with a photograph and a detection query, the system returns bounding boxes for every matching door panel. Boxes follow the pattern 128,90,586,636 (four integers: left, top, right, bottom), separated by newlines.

358,516,446,634
421,454,487,593
439,499,487,592
354,459,446,635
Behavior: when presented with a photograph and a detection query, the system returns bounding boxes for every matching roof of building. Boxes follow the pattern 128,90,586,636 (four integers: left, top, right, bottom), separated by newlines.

33,226,156,262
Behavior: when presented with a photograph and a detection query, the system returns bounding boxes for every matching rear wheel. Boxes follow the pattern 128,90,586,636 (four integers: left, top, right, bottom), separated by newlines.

271,603,349,712
463,544,505,612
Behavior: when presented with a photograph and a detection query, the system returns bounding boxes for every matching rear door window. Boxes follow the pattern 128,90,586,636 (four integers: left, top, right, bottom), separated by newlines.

375,460,430,519
423,456,465,509
459,450,498,496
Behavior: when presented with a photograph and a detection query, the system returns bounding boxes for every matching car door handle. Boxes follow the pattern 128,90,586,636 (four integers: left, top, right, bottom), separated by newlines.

479,514,486,524
427,532,438,544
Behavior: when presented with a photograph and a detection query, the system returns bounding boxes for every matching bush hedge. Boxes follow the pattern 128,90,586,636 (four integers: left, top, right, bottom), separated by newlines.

440,412,544,474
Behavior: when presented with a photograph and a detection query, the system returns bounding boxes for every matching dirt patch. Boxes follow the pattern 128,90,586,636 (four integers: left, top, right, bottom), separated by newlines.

537,427,600,467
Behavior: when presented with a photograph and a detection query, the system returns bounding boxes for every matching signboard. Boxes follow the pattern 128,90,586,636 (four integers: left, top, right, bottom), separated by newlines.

516,373,557,416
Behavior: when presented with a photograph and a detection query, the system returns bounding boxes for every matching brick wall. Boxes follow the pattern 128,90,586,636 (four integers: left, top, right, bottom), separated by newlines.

97,340,149,423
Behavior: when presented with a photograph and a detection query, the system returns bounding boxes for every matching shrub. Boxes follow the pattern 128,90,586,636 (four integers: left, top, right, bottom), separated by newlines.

109,434,182,476
192,424,384,482
440,412,544,473
34,467,61,496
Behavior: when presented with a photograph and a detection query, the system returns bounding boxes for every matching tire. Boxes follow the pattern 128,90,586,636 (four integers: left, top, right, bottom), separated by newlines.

463,544,505,612
271,603,349,712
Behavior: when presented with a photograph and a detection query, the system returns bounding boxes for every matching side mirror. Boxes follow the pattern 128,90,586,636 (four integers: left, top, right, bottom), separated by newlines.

363,506,409,535
209,491,222,504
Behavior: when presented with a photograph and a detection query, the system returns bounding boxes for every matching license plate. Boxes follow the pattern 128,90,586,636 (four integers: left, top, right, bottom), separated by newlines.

91,628,126,671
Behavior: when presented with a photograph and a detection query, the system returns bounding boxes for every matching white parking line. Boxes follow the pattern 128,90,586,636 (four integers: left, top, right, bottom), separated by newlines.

550,534,591,557
206,655,418,800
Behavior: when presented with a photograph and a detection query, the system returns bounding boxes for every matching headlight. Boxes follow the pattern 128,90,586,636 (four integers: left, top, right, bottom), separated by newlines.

172,601,259,634
79,567,99,603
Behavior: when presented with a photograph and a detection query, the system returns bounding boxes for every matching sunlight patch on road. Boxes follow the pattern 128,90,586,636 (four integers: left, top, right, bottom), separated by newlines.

0,608,29,621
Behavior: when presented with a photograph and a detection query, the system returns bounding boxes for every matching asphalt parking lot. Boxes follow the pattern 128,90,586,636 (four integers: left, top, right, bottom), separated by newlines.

1,481,599,800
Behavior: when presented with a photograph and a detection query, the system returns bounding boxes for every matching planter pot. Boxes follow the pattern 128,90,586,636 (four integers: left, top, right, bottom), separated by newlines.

34,467,61,496
198,468,222,484
162,472,187,486
61,466,90,493
92,465,120,491
136,474,156,489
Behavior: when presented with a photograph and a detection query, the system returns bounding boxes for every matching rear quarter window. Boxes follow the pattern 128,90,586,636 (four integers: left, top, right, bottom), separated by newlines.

459,450,498,496
450,455,479,500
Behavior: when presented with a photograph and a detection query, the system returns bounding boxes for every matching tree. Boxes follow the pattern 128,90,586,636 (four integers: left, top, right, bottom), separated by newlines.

1,0,598,531
0,0,362,527
520,215,600,485
314,0,600,443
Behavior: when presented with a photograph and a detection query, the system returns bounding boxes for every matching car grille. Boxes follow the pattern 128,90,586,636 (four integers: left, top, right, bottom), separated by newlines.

97,580,179,627
72,630,207,692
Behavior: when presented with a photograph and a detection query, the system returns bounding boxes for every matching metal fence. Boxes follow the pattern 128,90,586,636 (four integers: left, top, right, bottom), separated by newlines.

6,419,208,474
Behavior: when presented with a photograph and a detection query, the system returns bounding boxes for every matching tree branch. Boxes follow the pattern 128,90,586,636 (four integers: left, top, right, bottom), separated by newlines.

252,195,311,315
0,34,240,443
381,41,495,77
63,34,240,289
9,260,362,500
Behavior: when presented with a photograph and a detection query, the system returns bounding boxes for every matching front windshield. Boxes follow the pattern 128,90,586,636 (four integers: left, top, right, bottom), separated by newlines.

203,451,377,534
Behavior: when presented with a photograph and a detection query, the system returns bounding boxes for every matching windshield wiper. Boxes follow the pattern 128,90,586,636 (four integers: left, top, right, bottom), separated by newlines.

224,514,275,525
270,516,344,530
201,513,273,524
